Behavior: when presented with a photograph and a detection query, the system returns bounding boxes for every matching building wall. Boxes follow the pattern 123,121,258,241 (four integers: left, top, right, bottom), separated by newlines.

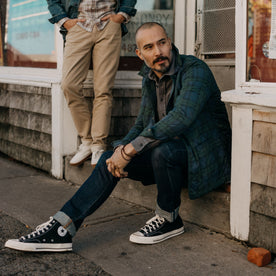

207,61,235,126
0,82,142,173
249,110,276,253
0,83,52,172
208,64,235,92
82,87,142,148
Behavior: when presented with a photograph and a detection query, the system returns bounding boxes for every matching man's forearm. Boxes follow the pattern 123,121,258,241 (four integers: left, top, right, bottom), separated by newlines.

123,143,137,157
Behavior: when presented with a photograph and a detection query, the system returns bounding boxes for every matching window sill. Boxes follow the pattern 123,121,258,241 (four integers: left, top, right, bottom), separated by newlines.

0,67,142,89
222,89,276,108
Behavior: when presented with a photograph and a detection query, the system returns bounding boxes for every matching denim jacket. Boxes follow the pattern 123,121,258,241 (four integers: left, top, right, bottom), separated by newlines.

46,0,137,38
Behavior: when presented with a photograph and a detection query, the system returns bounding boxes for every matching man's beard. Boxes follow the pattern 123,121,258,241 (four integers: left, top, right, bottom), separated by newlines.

152,56,170,74
153,63,170,74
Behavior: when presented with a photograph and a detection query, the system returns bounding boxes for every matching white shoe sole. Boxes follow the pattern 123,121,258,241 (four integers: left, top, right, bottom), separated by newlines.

129,226,185,244
70,153,91,166
5,239,72,252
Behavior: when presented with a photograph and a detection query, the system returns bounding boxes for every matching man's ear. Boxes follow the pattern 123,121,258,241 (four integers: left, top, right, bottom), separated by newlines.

135,48,144,61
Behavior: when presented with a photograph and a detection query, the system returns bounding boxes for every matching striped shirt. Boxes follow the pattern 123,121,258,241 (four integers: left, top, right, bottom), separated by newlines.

78,0,116,31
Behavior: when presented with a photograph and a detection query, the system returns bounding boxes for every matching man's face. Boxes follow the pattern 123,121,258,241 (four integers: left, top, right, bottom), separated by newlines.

136,25,172,78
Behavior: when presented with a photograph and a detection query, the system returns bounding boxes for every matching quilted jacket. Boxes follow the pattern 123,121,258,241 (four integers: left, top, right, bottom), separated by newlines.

113,45,232,199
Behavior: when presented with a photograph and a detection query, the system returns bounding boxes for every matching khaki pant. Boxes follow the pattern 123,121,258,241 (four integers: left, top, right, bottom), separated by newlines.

61,21,122,148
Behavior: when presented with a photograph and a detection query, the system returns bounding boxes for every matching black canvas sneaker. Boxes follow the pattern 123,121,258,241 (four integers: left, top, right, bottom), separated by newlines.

129,215,185,244
5,217,72,252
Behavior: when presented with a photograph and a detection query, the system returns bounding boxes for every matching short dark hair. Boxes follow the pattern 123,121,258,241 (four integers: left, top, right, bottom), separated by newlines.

135,22,168,41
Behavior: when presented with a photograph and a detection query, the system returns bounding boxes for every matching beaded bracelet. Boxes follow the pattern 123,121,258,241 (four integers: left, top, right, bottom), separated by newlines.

122,145,136,158
120,145,136,161
120,148,132,161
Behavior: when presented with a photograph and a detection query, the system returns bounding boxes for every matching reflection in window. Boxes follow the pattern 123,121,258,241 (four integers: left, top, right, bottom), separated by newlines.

0,0,174,70
118,0,174,70
247,0,276,82
1,0,56,68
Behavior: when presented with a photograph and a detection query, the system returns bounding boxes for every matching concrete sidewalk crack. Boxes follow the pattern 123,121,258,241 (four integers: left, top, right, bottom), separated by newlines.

81,211,152,229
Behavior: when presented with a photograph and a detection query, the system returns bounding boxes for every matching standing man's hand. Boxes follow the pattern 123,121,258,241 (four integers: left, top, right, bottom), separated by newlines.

106,144,137,178
101,13,126,23
63,19,85,30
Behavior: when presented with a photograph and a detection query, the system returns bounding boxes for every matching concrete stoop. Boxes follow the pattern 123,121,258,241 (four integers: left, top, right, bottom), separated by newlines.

64,156,230,236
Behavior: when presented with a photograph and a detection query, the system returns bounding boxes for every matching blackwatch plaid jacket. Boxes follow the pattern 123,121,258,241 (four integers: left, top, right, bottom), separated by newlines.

113,45,231,199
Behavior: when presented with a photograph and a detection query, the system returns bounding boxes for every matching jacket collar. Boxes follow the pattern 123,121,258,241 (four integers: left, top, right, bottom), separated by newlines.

138,44,183,78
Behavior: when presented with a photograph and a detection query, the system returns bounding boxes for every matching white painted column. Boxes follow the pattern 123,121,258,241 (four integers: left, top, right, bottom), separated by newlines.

235,0,247,89
185,0,196,55
51,83,64,178
51,83,78,178
51,26,78,178
230,105,252,240
174,0,186,54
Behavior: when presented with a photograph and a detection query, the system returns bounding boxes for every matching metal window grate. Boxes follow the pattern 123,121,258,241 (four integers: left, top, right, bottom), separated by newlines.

203,0,235,10
201,1,235,55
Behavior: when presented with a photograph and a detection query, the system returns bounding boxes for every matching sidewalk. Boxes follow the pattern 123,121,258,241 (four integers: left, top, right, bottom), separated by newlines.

0,154,275,276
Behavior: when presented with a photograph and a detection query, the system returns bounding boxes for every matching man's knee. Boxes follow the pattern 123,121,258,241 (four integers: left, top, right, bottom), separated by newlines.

61,79,75,97
151,143,170,166
97,151,113,165
151,141,186,167
61,79,83,106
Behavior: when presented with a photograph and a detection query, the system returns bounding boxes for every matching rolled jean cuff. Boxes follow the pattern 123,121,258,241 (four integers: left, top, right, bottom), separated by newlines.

53,211,76,237
155,204,179,223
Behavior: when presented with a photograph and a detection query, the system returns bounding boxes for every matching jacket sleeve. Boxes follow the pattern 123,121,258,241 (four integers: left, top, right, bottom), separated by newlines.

118,0,137,16
139,61,214,140
46,0,68,24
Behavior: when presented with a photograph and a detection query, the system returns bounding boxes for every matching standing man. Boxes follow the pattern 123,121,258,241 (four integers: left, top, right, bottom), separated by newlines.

46,0,137,166
5,22,231,251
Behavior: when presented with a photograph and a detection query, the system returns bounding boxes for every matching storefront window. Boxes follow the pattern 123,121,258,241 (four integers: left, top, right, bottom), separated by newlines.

247,0,276,82
0,0,56,68
0,0,174,70
118,0,174,70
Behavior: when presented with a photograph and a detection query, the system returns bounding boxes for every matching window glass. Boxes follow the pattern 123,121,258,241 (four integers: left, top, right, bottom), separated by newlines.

0,0,174,70
247,0,276,82
1,0,56,68
118,0,174,70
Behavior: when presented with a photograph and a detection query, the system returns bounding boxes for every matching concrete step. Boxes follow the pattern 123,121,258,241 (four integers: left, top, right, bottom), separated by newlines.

64,156,230,236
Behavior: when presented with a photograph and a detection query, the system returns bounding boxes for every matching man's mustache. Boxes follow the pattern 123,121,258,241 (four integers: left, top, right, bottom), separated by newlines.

153,56,169,65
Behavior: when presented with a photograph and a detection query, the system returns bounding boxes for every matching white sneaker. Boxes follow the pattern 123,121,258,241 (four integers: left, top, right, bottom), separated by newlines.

70,143,92,166
5,217,72,252
91,146,104,167
129,215,184,244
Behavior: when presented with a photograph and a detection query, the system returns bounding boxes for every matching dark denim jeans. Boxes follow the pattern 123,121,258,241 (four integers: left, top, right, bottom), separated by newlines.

54,139,188,236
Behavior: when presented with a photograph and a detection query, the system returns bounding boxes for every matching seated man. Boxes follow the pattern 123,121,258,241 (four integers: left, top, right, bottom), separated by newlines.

5,22,231,252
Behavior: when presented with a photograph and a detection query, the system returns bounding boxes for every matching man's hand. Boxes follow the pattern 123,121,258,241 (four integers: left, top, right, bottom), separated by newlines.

106,144,137,178
63,19,85,30
101,13,125,23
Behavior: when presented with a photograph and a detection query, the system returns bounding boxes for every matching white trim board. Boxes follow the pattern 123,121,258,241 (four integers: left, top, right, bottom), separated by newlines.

230,105,252,241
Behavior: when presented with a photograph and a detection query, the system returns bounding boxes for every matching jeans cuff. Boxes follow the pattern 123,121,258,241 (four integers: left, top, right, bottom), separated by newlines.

155,204,179,223
53,211,76,237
